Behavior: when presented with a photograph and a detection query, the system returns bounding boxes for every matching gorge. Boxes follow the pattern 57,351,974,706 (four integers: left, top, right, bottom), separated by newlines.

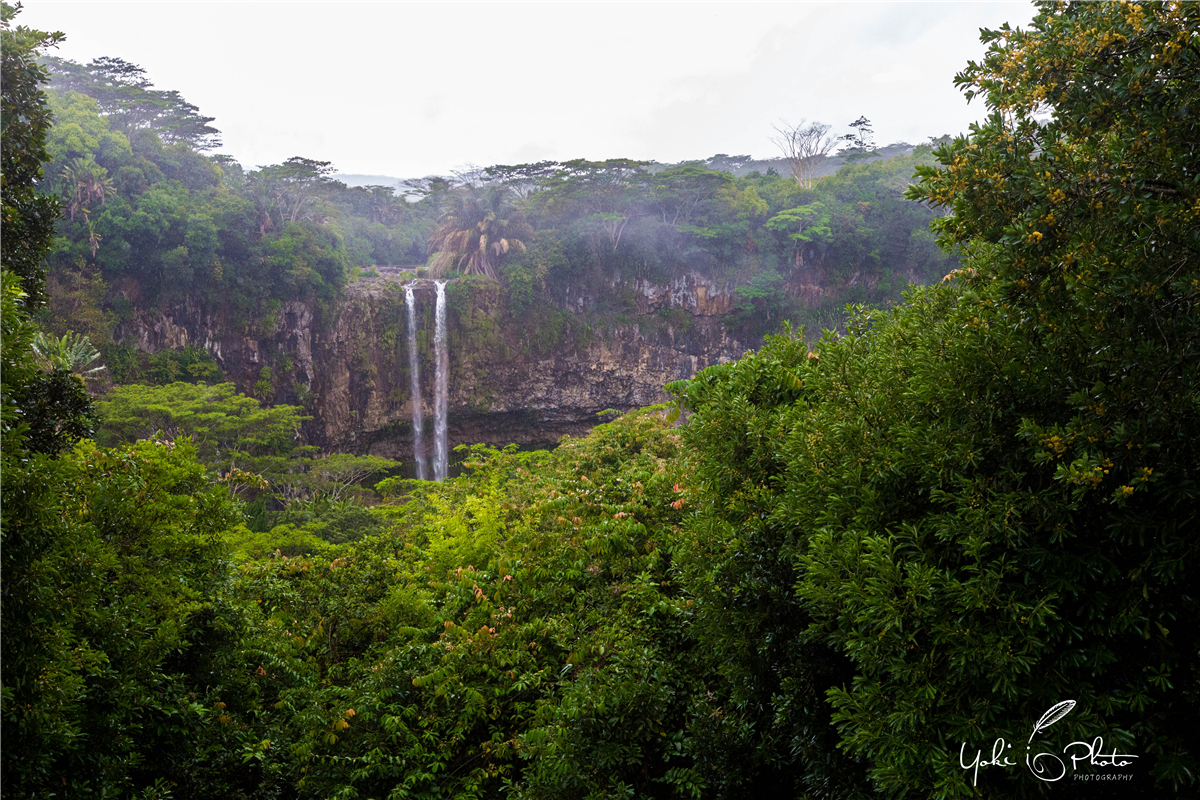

114,268,756,472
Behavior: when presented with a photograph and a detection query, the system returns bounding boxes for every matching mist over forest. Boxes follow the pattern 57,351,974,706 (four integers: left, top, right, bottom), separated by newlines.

3,2,1198,799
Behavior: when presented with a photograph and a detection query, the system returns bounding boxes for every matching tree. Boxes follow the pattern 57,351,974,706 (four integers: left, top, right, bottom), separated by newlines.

59,156,114,221
41,263,112,348
904,21,1200,793
730,266,797,336
837,115,878,163
429,186,533,279
400,174,455,201
44,55,222,151
95,381,310,479
271,452,401,505
675,3,1199,796
1,2,93,459
237,409,700,800
2,437,253,798
2,12,253,797
704,153,756,173
42,87,134,175
1,1,64,306
250,156,337,228
764,200,832,267
264,219,349,299
7,365,96,455
772,119,835,188
650,163,732,226
542,158,650,251
32,329,105,382
483,160,558,201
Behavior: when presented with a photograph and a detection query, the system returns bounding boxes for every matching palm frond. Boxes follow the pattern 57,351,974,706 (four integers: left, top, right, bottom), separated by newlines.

32,330,106,380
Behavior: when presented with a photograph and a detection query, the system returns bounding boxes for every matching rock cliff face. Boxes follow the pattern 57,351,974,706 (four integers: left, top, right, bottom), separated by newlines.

115,272,753,466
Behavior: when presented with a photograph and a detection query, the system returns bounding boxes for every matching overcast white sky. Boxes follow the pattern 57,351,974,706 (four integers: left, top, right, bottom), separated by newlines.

18,1,1035,179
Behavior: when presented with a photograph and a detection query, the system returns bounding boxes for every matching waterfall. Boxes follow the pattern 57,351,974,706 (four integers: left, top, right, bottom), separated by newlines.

404,284,427,481
432,280,449,481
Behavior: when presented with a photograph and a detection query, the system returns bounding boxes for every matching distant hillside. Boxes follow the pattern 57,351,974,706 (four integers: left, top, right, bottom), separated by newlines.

336,144,918,189
674,143,917,178
335,173,406,190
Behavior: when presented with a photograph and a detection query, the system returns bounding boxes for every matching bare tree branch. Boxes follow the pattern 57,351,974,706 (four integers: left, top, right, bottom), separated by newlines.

772,119,835,189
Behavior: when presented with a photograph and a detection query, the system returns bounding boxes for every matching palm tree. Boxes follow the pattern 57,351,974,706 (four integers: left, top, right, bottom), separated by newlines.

60,158,115,221
428,187,533,279
32,331,106,382
85,217,102,257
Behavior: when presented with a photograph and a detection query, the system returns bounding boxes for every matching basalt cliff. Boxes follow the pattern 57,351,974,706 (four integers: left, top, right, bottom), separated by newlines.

116,271,756,466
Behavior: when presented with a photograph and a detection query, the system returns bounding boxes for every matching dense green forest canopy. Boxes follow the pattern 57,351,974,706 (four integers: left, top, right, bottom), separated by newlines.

3,2,1198,799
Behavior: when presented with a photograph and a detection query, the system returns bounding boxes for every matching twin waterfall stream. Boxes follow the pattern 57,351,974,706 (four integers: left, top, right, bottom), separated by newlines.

403,280,449,480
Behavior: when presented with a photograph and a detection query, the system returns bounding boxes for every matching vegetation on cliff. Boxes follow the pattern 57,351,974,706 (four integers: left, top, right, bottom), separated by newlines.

3,1,1197,798
36,46,959,385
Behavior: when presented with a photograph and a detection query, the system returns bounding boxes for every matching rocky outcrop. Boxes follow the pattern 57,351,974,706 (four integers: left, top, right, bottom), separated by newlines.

115,271,753,466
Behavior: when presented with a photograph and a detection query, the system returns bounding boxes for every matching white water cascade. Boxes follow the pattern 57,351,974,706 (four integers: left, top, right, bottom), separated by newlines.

404,284,427,480
432,280,449,481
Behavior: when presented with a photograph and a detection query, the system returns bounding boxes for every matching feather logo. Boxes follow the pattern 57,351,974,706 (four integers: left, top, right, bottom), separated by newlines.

960,699,1137,785
1028,700,1075,742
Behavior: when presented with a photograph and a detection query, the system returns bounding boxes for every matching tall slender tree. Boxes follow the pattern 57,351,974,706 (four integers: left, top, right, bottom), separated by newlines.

59,157,114,221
